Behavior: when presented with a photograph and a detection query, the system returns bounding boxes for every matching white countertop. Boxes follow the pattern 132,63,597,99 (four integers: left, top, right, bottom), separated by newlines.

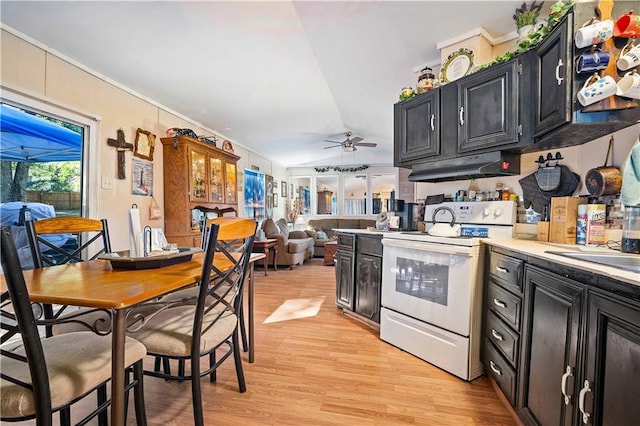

484,239,640,288
332,228,388,235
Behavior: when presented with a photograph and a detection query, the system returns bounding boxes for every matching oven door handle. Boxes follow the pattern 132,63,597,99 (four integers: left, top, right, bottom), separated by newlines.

382,238,474,256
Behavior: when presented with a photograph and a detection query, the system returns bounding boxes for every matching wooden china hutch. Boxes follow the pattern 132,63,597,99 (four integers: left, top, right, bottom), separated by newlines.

161,135,240,247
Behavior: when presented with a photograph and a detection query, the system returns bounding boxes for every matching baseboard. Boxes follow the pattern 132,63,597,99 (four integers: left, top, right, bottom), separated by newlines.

488,375,524,426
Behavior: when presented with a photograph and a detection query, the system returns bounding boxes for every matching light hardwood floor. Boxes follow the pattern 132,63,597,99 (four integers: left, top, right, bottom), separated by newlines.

18,258,516,425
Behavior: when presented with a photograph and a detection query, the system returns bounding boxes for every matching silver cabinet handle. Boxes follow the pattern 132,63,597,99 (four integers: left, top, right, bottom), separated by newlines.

561,365,573,405
491,329,504,341
555,59,564,86
459,106,464,125
430,113,435,131
495,265,509,274
493,298,507,309
578,380,591,424
489,360,502,376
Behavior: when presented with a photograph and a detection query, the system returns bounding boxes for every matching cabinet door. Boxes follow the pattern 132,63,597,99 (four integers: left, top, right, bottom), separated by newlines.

533,13,572,137
335,250,354,310
457,60,519,153
355,253,381,323
189,147,208,202
209,156,224,202
394,89,440,165
225,162,237,203
518,266,583,426
580,291,640,426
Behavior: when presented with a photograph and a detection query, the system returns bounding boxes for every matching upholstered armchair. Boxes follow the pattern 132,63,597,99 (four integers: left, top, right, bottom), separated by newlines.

261,218,314,269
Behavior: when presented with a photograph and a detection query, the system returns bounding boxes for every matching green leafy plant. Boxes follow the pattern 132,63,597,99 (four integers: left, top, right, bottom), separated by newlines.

479,0,573,70
514,1,543,29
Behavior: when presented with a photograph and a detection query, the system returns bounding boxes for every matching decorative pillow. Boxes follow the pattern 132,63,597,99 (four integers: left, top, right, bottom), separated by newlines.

262,218,280,237
288,230,308,239
275,218,289,238
316,230,329,240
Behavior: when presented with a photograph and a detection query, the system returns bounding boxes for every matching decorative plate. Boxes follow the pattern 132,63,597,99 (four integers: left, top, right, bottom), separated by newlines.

441,48,475,83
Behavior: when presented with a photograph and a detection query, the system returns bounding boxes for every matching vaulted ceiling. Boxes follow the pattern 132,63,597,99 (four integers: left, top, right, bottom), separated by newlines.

1,1,524,168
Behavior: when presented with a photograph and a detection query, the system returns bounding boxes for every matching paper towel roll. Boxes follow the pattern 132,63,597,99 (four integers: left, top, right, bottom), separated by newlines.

128,205,141,257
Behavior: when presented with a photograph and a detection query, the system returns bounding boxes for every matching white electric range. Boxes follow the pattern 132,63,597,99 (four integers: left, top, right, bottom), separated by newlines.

380,200,517,380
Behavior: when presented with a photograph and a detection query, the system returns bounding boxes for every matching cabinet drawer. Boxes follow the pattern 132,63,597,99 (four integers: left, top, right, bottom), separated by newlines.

486,310,519,367
337,233,355,251
488,281,522,331
357,235,382,256
489,252,523,293
484,339,517,407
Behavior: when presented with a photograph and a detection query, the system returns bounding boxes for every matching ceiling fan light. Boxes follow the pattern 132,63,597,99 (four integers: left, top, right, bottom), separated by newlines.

343,145,356,152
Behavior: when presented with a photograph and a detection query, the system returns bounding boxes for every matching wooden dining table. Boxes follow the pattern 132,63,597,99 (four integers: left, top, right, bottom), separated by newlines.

3,251,264,426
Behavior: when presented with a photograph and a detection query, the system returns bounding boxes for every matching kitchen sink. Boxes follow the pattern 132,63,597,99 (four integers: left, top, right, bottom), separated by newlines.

545,251,640,274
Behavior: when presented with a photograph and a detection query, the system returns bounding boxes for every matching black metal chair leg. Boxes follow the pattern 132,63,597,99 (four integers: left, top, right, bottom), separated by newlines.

178,359,186,380
232,329,247,392
97,383,108,426
133,360,147,426
59,407,71,426
209,351,217,382
191,354,204,426
238,293,248,352
153,356,161,372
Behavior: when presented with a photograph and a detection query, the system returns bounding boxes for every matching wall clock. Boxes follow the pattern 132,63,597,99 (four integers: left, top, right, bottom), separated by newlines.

441,48,475,84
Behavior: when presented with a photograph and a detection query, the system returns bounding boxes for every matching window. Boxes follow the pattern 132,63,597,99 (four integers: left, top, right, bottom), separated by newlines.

344,175,367,216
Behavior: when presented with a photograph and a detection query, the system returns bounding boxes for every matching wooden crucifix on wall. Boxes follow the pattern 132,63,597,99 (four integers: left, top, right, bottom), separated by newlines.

107,129,134,179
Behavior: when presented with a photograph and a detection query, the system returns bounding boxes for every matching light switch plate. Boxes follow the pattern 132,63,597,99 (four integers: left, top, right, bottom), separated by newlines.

101,176,114,190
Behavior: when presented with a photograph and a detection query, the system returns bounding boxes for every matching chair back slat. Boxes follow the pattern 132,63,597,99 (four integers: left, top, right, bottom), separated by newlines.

25,217,111,268
194,218,256,349
1,226,53,426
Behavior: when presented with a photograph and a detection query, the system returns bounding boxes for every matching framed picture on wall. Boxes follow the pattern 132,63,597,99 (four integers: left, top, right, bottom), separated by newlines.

281,181,287,198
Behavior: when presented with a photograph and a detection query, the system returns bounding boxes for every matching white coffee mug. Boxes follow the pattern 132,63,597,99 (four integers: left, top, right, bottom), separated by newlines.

577,73,617,106
617,41,640,71
575,19,614,49
616,71,640,99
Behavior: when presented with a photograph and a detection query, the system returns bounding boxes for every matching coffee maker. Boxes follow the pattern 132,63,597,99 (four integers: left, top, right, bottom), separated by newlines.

398,202,419,231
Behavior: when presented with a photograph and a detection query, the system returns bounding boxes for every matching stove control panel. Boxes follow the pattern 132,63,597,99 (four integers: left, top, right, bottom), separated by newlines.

424,200,517,226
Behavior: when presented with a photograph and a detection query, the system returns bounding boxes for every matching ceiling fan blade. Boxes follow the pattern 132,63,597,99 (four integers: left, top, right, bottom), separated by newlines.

322,139,344,144
349,136,363,144
323,145,341,149
354,142,377,147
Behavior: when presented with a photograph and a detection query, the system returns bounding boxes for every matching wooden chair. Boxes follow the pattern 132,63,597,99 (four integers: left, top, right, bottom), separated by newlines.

24,217,112,338
0,226,147,426
129,218,256,426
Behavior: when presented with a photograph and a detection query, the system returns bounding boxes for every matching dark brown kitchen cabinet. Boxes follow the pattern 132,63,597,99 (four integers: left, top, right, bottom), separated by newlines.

533,10,572,137
581,291,640,426
394,89,440,166
354,235,382,323
518,266,584,426
484,245,640,426
456,58,525,154
335,233,355,310
335,232,382,327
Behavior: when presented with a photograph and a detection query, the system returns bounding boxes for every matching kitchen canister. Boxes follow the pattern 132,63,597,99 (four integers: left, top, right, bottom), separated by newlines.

576,204,587,245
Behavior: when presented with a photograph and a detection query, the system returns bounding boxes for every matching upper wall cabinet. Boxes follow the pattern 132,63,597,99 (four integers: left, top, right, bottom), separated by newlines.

529,3,640,152
394,89,440,167
456,58,528,154
533,11,573,137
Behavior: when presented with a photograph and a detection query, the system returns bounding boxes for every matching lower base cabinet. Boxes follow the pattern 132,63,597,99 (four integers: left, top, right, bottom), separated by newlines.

484,247,640,426
582,291,640,426
335,232,382,325
518,266,583,426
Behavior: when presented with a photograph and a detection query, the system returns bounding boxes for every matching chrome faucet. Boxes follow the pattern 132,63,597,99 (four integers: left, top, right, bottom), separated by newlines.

143,226,152,257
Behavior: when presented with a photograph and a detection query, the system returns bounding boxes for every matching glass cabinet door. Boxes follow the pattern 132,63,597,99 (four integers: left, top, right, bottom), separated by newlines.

225,162,237,203
209,156,224,202
189,148,208,201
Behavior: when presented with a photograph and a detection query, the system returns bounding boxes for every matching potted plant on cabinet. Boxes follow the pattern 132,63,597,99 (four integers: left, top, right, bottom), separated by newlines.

514,1,544,43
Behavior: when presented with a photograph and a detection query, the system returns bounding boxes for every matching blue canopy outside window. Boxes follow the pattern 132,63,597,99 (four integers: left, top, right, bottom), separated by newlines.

0,103,81,162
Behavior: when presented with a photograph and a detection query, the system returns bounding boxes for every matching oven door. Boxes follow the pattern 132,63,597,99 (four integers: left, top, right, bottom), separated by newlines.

381,238,478,336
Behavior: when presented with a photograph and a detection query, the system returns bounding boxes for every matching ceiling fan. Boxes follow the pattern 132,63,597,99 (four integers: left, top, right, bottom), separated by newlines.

323,131,377,152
